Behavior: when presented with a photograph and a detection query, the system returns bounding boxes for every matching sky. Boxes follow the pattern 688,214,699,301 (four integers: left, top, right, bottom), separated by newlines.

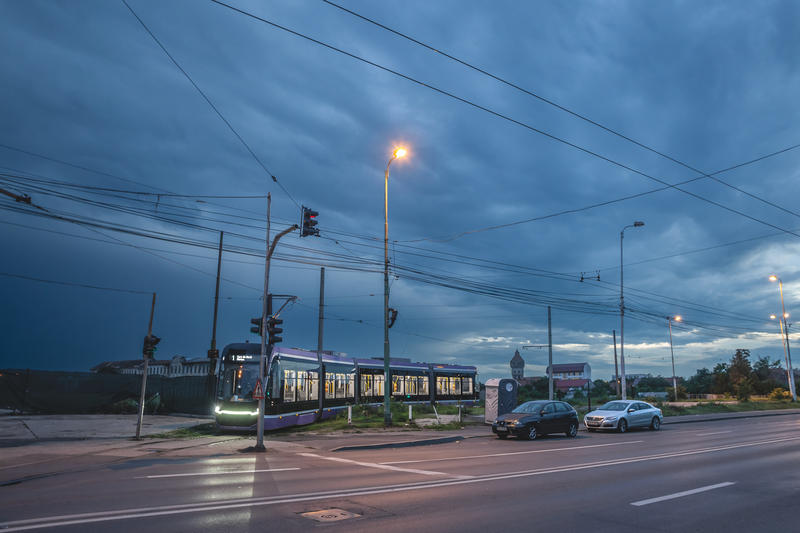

1,0,799,382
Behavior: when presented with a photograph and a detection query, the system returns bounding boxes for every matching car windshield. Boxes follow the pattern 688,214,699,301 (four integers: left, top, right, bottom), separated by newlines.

599,401,629,411
512,401,547,414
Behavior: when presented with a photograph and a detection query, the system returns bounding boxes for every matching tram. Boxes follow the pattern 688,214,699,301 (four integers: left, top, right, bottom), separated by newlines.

214,343,479,431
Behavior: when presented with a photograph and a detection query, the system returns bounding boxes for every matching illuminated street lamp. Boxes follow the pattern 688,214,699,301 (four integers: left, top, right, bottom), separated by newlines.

667,315,681,402
383,146,406,426
769,273,796,401
619,221,644,400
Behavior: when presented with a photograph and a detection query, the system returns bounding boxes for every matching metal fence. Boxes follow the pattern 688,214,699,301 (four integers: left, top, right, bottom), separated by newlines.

0,369,213,415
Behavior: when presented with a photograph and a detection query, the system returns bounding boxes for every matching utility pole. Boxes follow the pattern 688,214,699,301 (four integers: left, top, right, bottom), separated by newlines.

135,292,156,440
255,194,298,451
612,330,620,397
207,231,223,405
316,267,325,421
547,306,553,401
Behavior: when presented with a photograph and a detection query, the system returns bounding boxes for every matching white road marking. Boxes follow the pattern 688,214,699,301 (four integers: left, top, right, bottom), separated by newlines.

630,482,736,506
696,430,732,436
298,453,472,479
3,435,799,532
138,467,300,479
381,440,644,465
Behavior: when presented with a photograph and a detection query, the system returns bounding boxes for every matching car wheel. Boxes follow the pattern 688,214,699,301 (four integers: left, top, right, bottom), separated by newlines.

497,433,508,439
525,424,538,440
566,422,578,438
650,417,661,431
617,419,628,433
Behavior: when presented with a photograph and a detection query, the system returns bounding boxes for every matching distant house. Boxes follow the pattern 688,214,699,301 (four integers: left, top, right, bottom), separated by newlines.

91,355,212,377
510,350,525,381
547,362,591,381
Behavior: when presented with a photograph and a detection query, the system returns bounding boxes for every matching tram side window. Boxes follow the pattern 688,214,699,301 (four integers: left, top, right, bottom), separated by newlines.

419,376,429,396
392,375,404,396
462,377,473,395
283,369,296,402
325,372,355,399
436,376,446,395
360,374,384,397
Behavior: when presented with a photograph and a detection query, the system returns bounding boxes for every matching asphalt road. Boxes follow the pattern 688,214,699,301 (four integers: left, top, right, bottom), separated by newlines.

2,415,799,532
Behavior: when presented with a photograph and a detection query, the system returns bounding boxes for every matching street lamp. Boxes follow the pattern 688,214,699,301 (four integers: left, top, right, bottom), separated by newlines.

667,315,681,402
383,147,406,426
619,221,644,400
769,275,796,401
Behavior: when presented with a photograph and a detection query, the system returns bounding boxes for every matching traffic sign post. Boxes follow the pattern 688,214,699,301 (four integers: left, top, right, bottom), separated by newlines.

253,378,264,400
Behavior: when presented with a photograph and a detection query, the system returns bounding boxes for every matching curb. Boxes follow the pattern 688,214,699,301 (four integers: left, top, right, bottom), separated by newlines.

331,435,465,452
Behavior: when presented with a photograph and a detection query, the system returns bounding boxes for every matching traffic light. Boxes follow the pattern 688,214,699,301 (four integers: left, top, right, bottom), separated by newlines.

250,317,263,336
142,334,161,359
301,206,319,237
267,316,283,344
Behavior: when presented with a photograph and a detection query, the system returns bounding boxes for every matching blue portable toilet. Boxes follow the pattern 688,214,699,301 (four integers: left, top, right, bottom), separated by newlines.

484,378,518,424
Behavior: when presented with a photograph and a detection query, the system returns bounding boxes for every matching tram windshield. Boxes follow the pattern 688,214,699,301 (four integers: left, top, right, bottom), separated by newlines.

220,363,260,401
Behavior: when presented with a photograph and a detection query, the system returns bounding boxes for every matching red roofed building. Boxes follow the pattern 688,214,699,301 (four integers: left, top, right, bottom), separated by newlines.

553,378,590,393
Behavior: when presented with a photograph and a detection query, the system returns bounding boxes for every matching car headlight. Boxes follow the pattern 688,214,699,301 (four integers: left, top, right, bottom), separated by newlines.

605,416,618,421
214,405,221,414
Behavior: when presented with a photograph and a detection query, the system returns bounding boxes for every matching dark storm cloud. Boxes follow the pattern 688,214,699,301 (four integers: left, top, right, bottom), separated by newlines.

1,0,799,382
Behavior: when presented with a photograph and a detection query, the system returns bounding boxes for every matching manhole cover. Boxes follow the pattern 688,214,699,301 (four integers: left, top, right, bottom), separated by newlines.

301,509,361,522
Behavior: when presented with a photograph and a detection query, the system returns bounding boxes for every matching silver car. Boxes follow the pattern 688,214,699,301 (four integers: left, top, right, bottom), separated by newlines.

584,400,663,433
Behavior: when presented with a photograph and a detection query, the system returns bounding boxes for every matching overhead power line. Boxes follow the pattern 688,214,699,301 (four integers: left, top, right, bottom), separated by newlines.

321,0,800,222
121,0,300,209
210,0,800,241
0,271,151,295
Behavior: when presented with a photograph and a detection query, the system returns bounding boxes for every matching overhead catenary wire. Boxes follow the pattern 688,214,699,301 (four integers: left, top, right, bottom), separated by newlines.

210,0,800,242
321,0,800,223
121,0,301,209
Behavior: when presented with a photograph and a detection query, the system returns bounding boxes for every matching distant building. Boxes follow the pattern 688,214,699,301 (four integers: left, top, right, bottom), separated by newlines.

91,355,212,377
510,350,525,381
547,362,591,381
611,373,651,387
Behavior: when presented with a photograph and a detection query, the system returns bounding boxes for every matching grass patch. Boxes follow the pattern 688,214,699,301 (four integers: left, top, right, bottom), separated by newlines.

659,400,796,417
146,423,220,439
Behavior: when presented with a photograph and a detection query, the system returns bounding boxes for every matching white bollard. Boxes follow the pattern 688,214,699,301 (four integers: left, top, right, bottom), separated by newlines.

458,404,462,423
408,404,413,422
347,404,352,425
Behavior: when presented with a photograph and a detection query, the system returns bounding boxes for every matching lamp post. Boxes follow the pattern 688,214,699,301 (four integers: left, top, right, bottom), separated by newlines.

383,147,406,426
667,315,681,402
769,275,796,401
619,221,644,400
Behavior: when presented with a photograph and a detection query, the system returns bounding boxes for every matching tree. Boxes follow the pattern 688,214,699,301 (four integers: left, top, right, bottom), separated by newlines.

711,362,730,395
752,356,782,395
686,367,712,395
728,349,755,401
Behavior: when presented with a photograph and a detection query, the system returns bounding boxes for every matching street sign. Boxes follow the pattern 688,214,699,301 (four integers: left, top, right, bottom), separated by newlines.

253,378,264,400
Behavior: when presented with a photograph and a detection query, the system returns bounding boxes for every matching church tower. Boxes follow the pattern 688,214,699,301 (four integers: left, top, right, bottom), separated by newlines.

510,349,525,381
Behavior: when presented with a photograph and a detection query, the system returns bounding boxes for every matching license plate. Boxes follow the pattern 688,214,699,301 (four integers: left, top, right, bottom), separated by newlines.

496,426,507,432
586,422,600,427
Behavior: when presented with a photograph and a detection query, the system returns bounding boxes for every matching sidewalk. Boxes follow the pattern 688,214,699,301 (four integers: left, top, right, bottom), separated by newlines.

0,414,211,447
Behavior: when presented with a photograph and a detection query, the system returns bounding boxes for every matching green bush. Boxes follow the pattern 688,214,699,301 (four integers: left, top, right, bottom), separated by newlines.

769,388,791,401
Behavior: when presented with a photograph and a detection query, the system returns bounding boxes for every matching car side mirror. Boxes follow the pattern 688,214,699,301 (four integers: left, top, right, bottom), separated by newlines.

540,410,546,415
628,408,635,413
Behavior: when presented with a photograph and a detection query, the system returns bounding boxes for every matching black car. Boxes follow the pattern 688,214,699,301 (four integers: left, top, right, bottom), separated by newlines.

492,400,579,440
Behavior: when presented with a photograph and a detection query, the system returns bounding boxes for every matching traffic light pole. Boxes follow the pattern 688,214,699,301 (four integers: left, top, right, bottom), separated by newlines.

255,195,272,452
135,292,156,440
255,195,298,452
